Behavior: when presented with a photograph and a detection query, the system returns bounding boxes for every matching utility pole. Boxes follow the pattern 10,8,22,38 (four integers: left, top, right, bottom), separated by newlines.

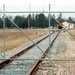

3,4,6,58
49,4,51,51
28,3,31,29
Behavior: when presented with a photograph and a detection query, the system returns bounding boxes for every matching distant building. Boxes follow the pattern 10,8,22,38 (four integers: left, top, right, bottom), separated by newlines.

62,21,74,29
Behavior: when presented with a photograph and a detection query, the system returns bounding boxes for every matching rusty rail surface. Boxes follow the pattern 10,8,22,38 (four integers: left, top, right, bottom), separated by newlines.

0,31,56,69
27,30,61,75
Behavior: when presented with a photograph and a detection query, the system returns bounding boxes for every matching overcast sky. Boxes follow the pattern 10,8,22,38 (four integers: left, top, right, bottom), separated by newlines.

0,0,75,18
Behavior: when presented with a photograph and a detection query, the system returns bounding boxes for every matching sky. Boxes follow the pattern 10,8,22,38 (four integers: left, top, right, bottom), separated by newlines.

0,0,75,18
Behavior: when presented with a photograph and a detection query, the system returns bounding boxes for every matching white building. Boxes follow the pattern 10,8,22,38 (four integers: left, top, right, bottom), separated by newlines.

62,21,74,29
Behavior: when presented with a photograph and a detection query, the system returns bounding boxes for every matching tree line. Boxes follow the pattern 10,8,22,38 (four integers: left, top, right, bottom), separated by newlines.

0,13,75,29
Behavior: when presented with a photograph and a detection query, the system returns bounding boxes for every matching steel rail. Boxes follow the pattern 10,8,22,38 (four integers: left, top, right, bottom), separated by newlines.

27,30,61,75
0,31,56,69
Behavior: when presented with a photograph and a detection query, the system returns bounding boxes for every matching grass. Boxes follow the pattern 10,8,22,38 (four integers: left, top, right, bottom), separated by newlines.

0,29,47,52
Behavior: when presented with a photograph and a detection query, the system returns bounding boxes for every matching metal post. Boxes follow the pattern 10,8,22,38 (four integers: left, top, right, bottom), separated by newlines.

28,3,31,29
49,4,51,51
28,18,30,29
3,4,6,58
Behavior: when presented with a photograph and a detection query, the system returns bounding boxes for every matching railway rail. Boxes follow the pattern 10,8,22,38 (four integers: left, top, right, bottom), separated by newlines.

27,30,61,75
0,29,61,75
0,30,56,69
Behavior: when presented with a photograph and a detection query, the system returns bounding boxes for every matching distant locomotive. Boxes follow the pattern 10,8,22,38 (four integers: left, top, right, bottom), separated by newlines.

57,23,62,29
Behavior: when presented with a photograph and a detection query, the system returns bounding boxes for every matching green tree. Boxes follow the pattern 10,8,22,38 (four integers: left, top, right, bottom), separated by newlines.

5,17,12,28
51,14,57,27
57,13,64,22
68,17,73,23
35,14,39,28
0,18,3,28
14,15,27,28
35,13,48,28
38,13,47,28
30,13,36,28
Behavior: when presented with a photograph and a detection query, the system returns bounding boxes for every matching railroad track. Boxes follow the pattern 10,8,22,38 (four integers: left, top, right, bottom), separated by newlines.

27,29,61,75
0,30,61,75
0,30,56,69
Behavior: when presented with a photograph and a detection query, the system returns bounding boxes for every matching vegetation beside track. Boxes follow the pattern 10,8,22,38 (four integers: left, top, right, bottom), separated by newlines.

0,29,47,52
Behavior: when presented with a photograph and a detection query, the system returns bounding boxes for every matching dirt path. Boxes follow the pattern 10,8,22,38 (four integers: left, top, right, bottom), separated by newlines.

36,30,75,75
52,31,75,59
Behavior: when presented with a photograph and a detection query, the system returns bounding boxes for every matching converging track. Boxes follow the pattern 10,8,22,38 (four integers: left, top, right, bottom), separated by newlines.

0,30,61,75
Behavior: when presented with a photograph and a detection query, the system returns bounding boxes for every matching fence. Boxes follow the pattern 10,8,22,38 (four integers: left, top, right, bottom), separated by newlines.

0,4,75,75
